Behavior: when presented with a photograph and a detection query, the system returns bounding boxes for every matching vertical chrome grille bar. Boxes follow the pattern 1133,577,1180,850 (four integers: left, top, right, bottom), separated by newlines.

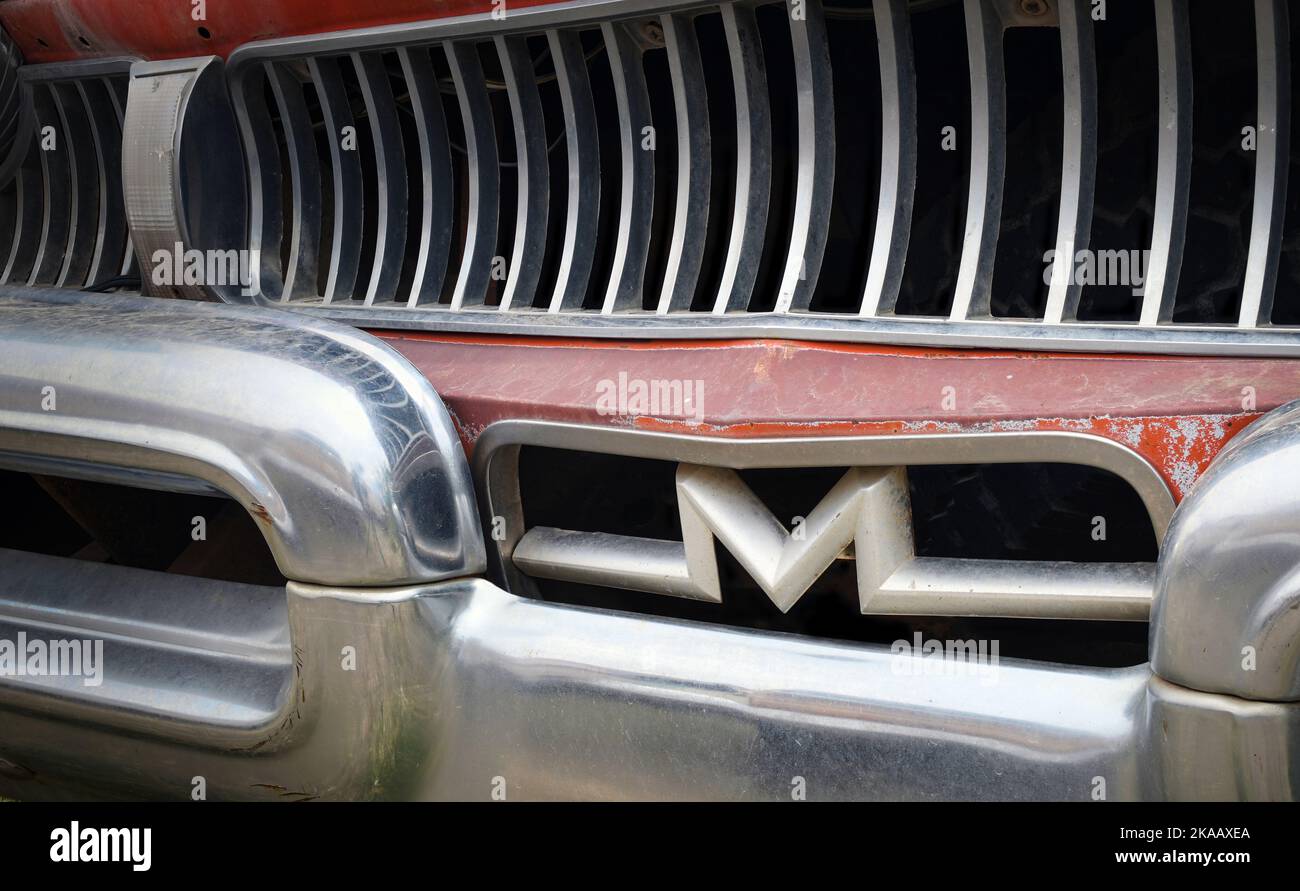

307,56,363,304
860,0,916,318
237,67,285,299
444,41,499,310
948,0,1005,321
395,47,455,307
266,62,322,301
1042,0,1098,324
774,0,835,313
713,4,770,315
599,21,654,313
546,30,600,313
656,12,711,314
1240,0,1290,328
28,85,70,286
352,51,408,306
495,35,549,312
1139,0,1192,327
76,78,129,288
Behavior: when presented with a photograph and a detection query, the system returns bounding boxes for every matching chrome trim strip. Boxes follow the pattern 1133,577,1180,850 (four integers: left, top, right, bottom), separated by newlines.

352,51,409,307
266,61,322,301
308,55,365,304
774,0,834,313
1139,0,1192,326
495,35,549,312
444,41,499,310
0,290,485,586
599,21,654,313
1239,0,1290,328
949,0,1005,321
656,12,710,313
398,46,456,307
713,4,770,314
1042,0,1097,325
300,302,1300,356
546,30,601,313
860,0,916,318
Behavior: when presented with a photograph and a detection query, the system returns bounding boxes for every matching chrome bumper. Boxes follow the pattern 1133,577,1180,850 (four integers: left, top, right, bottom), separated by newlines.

0,550,1296,801
1,289,1298,800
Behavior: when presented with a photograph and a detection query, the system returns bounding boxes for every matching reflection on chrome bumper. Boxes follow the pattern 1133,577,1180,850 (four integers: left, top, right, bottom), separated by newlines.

0,556,1295,801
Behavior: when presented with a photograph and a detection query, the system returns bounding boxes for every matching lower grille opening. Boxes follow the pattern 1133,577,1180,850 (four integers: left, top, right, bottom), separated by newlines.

0,469,286,588
512,445,1155,667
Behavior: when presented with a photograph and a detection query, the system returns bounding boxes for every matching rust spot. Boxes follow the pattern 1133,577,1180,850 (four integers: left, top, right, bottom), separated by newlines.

248,501,272,524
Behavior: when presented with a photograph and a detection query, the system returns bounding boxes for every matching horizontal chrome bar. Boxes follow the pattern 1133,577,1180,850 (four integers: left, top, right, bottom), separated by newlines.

293,303,1300,357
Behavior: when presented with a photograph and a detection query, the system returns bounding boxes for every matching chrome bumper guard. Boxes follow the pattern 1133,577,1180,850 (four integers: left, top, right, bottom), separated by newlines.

0,289,1298,801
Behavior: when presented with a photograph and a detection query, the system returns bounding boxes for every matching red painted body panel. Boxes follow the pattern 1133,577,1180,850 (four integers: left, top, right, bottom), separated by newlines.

380,332,1300,500
0,0,529,63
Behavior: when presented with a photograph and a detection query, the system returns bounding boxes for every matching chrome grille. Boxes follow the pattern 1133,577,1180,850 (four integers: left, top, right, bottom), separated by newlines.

0,60,134,290
214,0,1300,354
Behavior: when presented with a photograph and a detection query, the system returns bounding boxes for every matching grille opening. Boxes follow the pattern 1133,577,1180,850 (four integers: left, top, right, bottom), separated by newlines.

688,9,738,311
989,27,1063,319
1172,0,1256,323
746,2,800,312
894,0,969,317
260,73,294,296
641,42,678,310
1077,0,1158,322
1278,1,1300,325
0,469,286,588
584,26,624,310
807,7,880,313
530,33,571,310
28,85,72,285
514,445,1154,667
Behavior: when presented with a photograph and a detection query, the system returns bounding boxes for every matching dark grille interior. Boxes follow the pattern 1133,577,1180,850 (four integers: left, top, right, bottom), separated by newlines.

0,69,134,291
512,445,1155,666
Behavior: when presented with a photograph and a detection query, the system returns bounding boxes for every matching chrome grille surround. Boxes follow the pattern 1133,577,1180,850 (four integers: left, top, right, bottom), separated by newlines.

473,419,1176,622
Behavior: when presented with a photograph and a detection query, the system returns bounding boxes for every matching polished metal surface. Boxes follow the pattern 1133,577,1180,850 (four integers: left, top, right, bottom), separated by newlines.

1,562,1294,801
860,0,915,318
0,288,484,586
1138,0,1192,326
475,420,1174,618
949,0,1004,321
1152,399,1300,702
1240,0,1290,328
1041,0,1096,324
772,0,834,313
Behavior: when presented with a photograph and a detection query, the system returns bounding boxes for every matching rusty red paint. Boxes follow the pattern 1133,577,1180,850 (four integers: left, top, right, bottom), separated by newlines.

0,0,554,63
378,332,1300,501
